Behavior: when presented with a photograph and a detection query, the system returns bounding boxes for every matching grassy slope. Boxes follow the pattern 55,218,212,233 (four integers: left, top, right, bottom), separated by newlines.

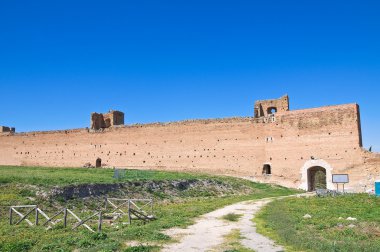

255,194,380,252
0,166,213,186
0,166,300,252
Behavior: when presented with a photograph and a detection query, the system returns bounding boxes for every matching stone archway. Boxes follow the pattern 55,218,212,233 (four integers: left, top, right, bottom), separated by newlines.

307,166,326,191
299,159,334,191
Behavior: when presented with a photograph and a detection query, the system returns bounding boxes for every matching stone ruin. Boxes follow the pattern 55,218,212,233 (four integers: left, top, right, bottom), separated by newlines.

254,95,289,123
91,110,124,130
254,94,289,118
0,126,15,133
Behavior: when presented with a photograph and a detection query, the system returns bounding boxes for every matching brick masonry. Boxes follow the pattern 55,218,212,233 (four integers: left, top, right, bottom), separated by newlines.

1,96,379,192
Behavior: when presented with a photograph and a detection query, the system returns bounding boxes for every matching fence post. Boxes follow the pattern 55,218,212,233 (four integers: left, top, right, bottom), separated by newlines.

9,207,13,225
63,208,67,228
98,211,102,232
151,199,153,215
35,207,39,225
128,200,131,225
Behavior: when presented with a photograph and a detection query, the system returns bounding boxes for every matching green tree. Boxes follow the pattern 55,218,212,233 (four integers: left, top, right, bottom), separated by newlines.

315,170,326,189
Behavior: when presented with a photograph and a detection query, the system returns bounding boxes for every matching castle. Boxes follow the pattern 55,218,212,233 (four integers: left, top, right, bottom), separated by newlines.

1,95,379,192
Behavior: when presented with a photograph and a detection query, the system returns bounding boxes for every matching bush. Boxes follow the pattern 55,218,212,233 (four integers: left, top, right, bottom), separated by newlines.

315,171,326,189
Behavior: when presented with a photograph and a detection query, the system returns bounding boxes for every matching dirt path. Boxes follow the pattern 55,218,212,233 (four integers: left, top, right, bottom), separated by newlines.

161,194,309,252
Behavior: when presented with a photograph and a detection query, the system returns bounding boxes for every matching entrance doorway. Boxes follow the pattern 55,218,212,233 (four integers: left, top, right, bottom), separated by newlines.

307,166,326,191
96,158,102,168
262,164,272,175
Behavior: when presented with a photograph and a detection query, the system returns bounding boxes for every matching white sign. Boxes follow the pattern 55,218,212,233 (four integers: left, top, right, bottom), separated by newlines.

332,174,349,183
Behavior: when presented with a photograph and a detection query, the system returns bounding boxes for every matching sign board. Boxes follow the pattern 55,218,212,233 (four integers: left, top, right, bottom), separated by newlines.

113,169,126,179
332,174,349,184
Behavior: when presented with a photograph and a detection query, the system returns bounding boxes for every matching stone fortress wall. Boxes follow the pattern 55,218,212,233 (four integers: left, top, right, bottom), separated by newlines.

1,95,379,192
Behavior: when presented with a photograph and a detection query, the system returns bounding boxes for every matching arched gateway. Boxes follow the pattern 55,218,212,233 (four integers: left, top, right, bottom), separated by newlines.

299,159,334,191
307,166,326,191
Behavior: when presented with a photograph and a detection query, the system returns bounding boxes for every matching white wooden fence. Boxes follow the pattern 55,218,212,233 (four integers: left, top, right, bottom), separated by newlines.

105,198,155,224
9,205,102,232
9,197,155,232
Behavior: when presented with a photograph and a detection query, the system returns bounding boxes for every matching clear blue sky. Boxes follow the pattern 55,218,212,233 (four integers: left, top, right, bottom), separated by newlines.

0,1,379,151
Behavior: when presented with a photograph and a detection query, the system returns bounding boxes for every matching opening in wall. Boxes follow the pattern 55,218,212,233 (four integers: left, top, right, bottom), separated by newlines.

307,166,326,191
96,158,102,168
262,164,272,175
267,107,277,115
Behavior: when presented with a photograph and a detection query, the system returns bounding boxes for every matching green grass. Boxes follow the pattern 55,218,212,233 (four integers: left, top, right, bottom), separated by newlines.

0,165,300,251
222,213,243,222
124,245,159,252
0,165,213,186
220,229,254,252
255,194,380,252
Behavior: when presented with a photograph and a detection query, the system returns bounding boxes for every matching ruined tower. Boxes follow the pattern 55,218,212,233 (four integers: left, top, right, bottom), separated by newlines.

0,126,15,133
90,110,124,130
254,95,289,118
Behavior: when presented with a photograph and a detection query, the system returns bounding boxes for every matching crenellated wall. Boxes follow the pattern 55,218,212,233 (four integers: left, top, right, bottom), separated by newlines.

0,99,378,192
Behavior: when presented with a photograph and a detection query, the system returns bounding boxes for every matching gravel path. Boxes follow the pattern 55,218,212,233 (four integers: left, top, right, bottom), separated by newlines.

161,196,292,252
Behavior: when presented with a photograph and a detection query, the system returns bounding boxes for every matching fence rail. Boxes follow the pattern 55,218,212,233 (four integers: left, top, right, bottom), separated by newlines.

105,198,155,224
9,197,155,232
9,206,102,232
9,205,36,226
